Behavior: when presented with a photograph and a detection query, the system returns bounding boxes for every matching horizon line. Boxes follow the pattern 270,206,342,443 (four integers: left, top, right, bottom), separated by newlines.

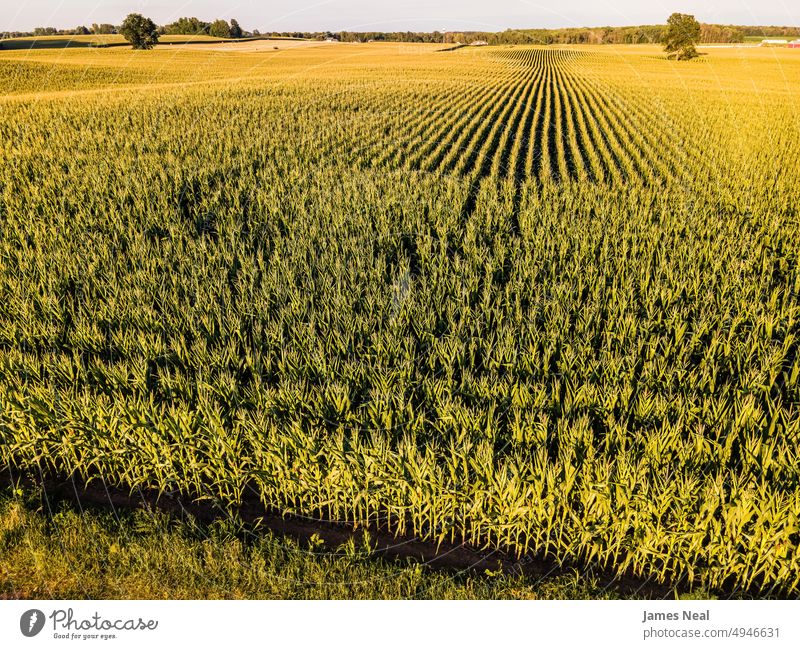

3,18,800,34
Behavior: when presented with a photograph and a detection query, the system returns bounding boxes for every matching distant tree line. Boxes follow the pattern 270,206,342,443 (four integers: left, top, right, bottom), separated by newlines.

160,17,245,39
442,24,749,45
0,24,116,37
2,17,248,40
269,24,800,45
443,26,665,45
3,21,799,44
259,30,442,42
333,31,445,43
698,25,743,43
739,25,800,37
92,24,117,34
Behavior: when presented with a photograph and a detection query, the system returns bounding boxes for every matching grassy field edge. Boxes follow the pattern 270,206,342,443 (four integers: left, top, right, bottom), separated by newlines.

0,479,729,600
0,483,634,600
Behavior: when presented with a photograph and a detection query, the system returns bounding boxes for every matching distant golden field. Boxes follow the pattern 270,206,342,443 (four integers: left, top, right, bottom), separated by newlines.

1,41,800,595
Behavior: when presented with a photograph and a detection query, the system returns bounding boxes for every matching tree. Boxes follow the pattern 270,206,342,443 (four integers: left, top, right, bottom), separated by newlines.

119,13,159,49
164,17,209,36
230,19,243,39
208,19,231,39
91,23,116,35
663,12,701,60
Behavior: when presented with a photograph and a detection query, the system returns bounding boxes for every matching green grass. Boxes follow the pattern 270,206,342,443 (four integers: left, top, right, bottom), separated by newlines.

0,487,625,600
742,35,797,42
0,34,124,50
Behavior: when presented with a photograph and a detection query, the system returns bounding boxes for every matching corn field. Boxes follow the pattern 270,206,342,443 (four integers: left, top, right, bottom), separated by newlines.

1,42,800,594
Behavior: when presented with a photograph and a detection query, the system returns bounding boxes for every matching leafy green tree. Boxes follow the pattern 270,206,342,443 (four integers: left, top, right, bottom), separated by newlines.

230,19,244,39
164,17,209,36
663,12,701,60
209,19,231,39
119,13,159,50
91,23,116,35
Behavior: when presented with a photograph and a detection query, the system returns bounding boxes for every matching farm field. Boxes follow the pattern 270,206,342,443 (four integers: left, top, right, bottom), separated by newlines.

743,35,799,42
1,42,800,596
0,34,304,50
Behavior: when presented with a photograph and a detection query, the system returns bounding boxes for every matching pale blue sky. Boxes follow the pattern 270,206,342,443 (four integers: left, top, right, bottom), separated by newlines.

2,0,797,33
